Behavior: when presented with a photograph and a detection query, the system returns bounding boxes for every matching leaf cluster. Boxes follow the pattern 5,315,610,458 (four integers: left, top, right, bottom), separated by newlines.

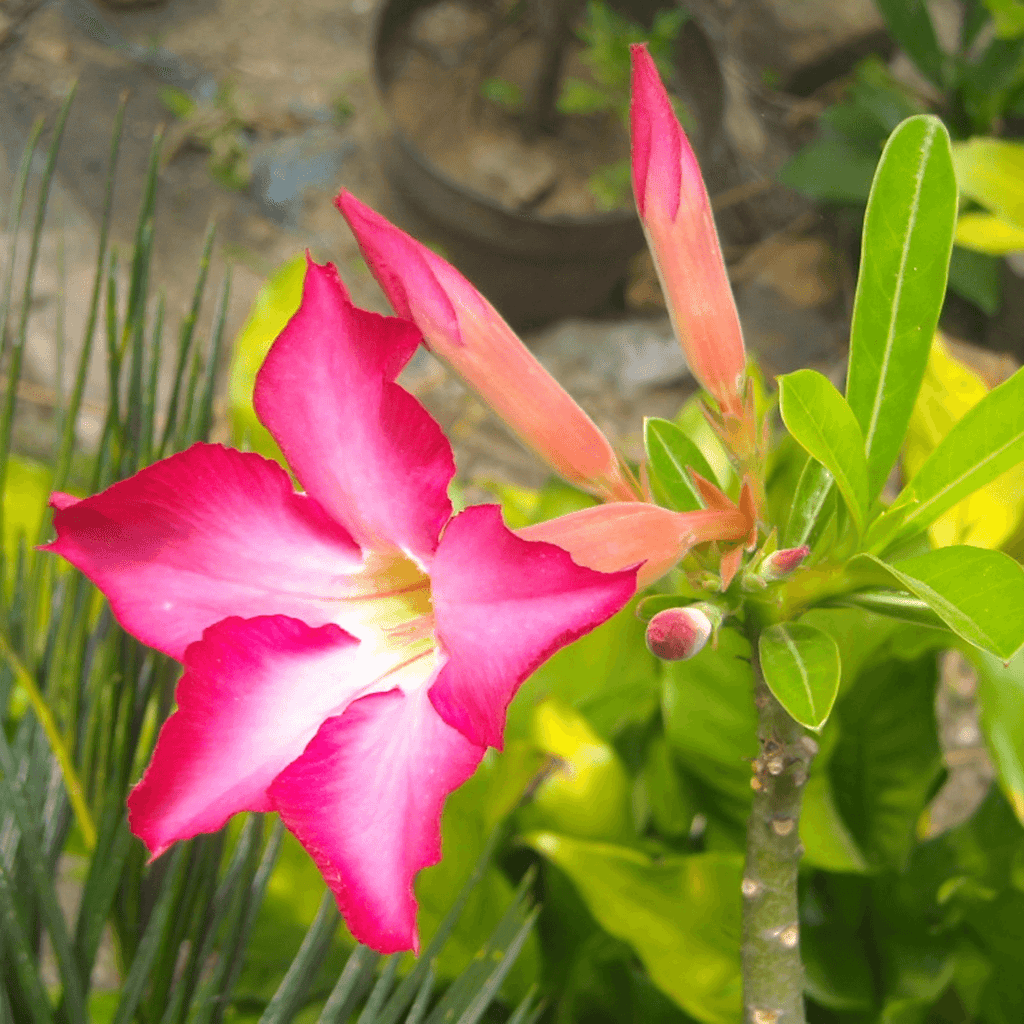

781,0,1024,318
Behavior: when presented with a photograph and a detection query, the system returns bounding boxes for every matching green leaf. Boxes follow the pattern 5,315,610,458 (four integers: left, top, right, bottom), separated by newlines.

642,736,696,840
947,246,1002,316
523,699,633,842
828,650,942,869
846,115,957,502
662,627,757,821
984,0,1024,38
855,548,1024,660
800,772,869,873
643,417,716,512
228,254,306,463
523,836,742,1024
880,366,1024,545
481,77,524,111
902,337,1024,550
873,0,947,86
971,649,1024,825
783,457,836,550
415,761,539,1000
758,622,841,731
778,369,868,535
779,137,879,204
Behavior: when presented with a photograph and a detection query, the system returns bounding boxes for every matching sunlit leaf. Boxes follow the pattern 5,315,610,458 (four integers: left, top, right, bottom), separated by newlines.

952,137,1024,229
904,336,1024,550
524,834,742,1024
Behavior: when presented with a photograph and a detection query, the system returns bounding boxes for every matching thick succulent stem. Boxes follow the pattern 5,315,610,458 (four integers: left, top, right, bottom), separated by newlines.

741,639,815,1024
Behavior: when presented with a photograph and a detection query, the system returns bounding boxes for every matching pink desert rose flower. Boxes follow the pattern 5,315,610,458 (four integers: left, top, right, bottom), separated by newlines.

45,258,636,953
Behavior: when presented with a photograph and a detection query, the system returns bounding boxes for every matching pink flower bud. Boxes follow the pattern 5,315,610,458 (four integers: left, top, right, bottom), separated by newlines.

645,606,713,661
761,546,810,582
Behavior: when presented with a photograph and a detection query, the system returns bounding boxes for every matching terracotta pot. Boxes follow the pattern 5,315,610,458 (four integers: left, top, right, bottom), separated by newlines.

371,0,725,329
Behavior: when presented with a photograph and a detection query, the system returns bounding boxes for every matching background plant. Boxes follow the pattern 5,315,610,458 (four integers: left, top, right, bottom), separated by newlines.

781,0,1024,323
480,0,688,209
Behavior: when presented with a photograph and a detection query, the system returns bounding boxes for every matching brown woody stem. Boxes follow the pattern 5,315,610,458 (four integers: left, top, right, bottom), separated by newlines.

741,637,814,1024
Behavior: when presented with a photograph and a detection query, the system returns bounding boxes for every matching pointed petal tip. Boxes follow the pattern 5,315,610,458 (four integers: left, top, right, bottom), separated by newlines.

336,188,462,342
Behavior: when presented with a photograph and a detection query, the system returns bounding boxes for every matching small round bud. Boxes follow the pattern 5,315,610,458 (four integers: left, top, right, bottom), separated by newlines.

760,545,810,582
645,606,712,661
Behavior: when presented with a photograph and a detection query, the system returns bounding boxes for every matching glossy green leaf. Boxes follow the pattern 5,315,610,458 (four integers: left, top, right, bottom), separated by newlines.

643,417,716,512
855,548,1024,660
846,115,957,502
779,369,868,534
801,881,875,1011
228,253,305,463
524,835,742,1024
782,457,835,549
878,366,1024,545
828,650,942,869
662,627,757,821
759,622,841,731
972,649,1024,825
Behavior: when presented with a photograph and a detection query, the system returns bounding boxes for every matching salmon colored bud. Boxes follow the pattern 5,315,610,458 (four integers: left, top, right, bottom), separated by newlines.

336,190,634,503
761,545,810,581
645,605,713,661
629,44,747,419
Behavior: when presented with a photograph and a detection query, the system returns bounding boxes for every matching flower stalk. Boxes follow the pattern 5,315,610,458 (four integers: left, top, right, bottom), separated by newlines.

741,634,814,1024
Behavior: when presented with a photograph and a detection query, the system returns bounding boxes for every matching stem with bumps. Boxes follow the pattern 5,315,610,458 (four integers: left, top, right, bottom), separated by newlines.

741,636,816,1024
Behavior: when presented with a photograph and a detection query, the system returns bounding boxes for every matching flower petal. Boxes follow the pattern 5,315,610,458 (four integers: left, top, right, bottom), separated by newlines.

44,444,362,660
630,44,747,418
128,616,363,858
269,686,484,954
517,502,750,588
255,255,455,564
428,504,636,748
336,191,634,502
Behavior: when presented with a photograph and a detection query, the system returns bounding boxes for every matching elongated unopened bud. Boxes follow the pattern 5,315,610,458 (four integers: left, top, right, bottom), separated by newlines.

645,605,713,661
760,545,810,582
